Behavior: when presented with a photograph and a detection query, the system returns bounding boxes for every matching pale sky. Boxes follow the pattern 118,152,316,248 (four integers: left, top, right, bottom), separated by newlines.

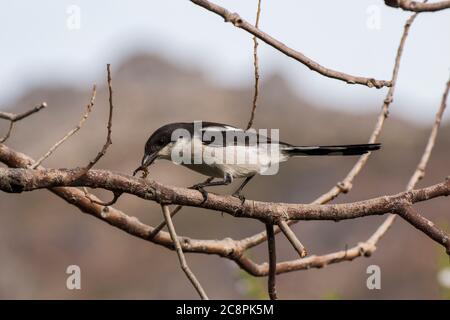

0,0,449,124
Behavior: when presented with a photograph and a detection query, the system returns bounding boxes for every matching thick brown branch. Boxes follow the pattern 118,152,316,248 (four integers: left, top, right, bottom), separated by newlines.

1,143,449,276
385,0,450,12
190,0,391,88
0,143,246,260
0,166,448,224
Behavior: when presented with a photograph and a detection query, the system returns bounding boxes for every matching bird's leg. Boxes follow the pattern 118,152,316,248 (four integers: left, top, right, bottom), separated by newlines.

232,175,254,204
190,173,233,203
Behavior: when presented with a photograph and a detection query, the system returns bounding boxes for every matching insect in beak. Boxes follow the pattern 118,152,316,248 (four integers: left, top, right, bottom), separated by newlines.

133,153,157,177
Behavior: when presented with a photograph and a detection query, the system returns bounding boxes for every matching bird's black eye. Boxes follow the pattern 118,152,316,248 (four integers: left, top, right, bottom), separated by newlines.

157,137,165,146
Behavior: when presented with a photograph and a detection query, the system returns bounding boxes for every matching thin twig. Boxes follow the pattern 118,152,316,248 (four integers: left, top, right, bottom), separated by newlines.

0,103,47,142
278,220,307,258
189,0,391,88
0,103,47,121
265,222,277,300
148,205,183,240
147,177,214,240
85,64,114,170
161,205,209,300
30,87,97,169
406,76,450,190
0,121,14,143
246,0,262,130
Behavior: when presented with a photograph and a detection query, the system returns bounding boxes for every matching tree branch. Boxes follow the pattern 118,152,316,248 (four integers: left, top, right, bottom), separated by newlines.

0,103,47,122
385,0,450,12
189,0,391,88
237,8,423,251
0,103,47,142
30,87,96,169
246,0,262,130
84,64,114,170
395,205,450,254
0,166,448,225
1,143,449,276
161,205,209,300
265,222,278,300
278,220,307,258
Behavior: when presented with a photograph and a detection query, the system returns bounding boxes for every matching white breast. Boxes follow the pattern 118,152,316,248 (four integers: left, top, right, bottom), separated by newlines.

165,135,288,178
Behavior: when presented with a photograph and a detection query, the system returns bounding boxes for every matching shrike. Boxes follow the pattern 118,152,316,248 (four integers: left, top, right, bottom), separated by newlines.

133,122,380,201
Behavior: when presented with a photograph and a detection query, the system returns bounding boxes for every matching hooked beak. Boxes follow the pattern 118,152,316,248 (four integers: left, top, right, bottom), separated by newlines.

141,153,158,167
133,153,157,176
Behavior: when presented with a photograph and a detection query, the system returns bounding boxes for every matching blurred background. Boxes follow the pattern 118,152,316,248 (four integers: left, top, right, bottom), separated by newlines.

0,0,449,299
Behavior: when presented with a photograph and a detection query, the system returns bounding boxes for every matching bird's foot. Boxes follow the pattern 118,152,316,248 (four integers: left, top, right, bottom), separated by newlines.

232,191,246,205
189,184,209,203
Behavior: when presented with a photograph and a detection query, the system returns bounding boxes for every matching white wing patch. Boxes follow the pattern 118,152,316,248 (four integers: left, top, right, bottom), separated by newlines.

201,125,241,132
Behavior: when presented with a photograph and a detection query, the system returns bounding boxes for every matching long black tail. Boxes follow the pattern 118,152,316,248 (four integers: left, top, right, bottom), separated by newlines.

284,143,381,157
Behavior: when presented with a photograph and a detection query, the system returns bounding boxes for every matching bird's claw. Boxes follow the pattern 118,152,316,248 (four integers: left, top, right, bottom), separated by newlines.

189,185,208,203
232,192,246,204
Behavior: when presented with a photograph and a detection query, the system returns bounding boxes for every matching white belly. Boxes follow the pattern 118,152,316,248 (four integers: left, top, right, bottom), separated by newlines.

180,143,287,178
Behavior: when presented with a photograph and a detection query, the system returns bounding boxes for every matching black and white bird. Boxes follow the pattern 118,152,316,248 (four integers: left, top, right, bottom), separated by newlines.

134,122,381,201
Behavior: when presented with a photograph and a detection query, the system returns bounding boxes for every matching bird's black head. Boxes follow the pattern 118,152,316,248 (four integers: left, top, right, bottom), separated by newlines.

133,123,192,176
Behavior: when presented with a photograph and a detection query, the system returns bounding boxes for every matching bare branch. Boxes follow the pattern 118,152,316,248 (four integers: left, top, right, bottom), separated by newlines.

189,0,391,88
278,220,307,258
0,121,14,143
85,189,123,207
385,0,450,12
0,1,449,297
407,77,450,189
30,86,97,169
268,71,450,272
0,167,449,225
265,222,277,300
0,103,47,142
147,177,214,239
84,64,114,170
161,205,209,300
0,143,448,276
0,103,47,122
313,11,420,205
148,205,183,240
362,73,450,249
246,0,262,130
239,9,423,250
396,205,450,254
0,143,248,268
